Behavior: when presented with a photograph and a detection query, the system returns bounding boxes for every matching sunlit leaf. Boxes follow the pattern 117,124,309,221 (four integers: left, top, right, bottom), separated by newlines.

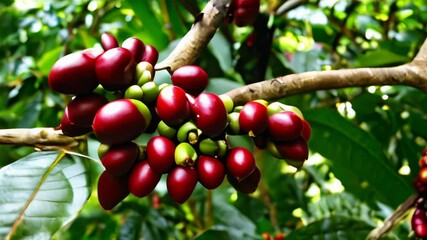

0,151,91,240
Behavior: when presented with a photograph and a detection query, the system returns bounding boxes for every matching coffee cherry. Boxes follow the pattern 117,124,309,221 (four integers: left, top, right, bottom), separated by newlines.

101,142,139,176
167,166,198,204
171,65,209,97
175,142,198,167
146,136,176,174
136,62,154,84
124,85,144,100
177,121,200,144
66,93,108,128
227,166,260,194
141,45,159,66
226,147,256,180
128,161,161,198
192,92,228,138
157,120,177,139
92,99,150,145
420,155,427,168
227,112,241,135
301,119,311,141
60,108,92,137
232,0,260,27
97,171,129,210
197,156,225,189
419,168,427,184
268,111,303,141
96,47,136,91
100,33,119,50
239,101,269,136
274,137,309,163
156,85,191,127
122,37,145,63
412,208,427,237
199,138,227,157
140,81,159,104
48,49,102,95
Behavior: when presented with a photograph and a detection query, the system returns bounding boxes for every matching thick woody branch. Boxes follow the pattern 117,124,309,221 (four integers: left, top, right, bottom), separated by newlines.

155,0,231,72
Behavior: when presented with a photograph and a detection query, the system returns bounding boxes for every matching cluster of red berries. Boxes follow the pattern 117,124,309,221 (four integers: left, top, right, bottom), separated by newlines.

226,0,261,27
48,33,310,210
412,149,427,238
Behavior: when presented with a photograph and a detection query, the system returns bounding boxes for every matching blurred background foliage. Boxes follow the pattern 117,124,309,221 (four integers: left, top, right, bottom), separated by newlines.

1,0,427,239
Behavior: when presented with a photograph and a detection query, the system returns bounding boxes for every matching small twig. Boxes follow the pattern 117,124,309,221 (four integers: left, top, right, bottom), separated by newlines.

275,0,309,16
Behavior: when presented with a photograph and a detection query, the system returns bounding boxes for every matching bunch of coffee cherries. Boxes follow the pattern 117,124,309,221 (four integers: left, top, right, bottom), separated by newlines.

412,149,427,238
48,33,311,210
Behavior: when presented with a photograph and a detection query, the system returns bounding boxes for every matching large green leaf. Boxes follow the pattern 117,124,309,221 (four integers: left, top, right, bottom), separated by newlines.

305,108,412,208
0,151,92,239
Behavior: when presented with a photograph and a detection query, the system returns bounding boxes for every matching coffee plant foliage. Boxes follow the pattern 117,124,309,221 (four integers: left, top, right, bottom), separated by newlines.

0,0,427,239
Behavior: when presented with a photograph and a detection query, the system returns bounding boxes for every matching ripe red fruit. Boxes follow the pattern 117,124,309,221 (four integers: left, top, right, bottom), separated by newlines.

268,111,303,141
146,136,176,174
418,168,427,184
141,45,159,65
233,0,260,27
97,171,129,210
100,33,119,50
48,49,102,95
412,208,427,237
128,161,161,198
101,142,139,176
167,166,198,204
302,119,311,141
60,108,92,137
192,92,228,138
92,99,148,145
239,101,269,136
197,156,225,189
122,37,145,63
227,166,260,194
95,47,136,91
226,147,256,180
274,137,309,161
171,65,209,96
419,155,427,168
156,85,191,127
66,93,108,128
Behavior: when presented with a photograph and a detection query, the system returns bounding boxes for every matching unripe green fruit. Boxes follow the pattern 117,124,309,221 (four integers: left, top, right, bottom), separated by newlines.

219,94,234,113
175,142,198,167
136,62,154,83
267,102,304,119
98,143,111,159
199,138,228,158
137,70,152,86
129,99,152,130
140,81,159,104
227,112,241,135
157,121,177,139
125,85,144,100
177,121,201,144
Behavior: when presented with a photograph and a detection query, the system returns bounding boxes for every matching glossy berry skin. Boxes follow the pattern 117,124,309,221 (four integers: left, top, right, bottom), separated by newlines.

171,65,209,97
122,37,145,63
301,119,311,141
268,111,303,141
412,208,427,237
100,33,119,50
48,49,102,95
226,147,256,180
92,99,148,145
232,0,260,27
97,171,129,210
239,101,269,136
95,47,136,91
101,142,139,176
67,93,108,128
275,137,308,161
167,166,198,204
141,45,159,65
146,136,176,174
60,108,92,137
197,156,225,189
418,167,427,184
156,85,191,127
128,161,161,198
192,92,228,138
227,166,260,194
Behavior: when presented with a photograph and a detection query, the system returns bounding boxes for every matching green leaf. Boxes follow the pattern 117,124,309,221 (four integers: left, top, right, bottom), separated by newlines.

355,49,409,67
208,33,233,73
0,151,92,239
305,108,412,208
286,216,375,240
37,47,63,76
205,78,243,95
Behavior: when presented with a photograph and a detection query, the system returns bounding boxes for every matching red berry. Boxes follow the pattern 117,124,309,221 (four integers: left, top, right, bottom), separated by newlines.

226,147,256,180
146,136,176,174
197,156,225,189
97,171,129,210
60,108,92,137
274,233,285,240
227,166,260,194
233,0,260,27
412,208,427,237
100,33,119,50
95,47,136,91
171,65,209,97
167,166,198,204
268,111,303,141
128,161,161,198
192,92,228,138
141,45,159,65
101,142,139,176
48,49,102,95
122,37,145,63
419,155,427,168
92,99,148,145
274,137,309,161
66,93,108,128
418,168,427,184
156,85,192,127
239,101,269,136
301,119,311,141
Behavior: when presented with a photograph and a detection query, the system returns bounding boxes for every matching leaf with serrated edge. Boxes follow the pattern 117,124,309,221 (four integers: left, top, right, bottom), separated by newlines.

0,151,91,240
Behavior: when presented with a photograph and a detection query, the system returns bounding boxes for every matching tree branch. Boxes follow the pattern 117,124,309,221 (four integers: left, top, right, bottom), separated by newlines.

155,0,231,72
